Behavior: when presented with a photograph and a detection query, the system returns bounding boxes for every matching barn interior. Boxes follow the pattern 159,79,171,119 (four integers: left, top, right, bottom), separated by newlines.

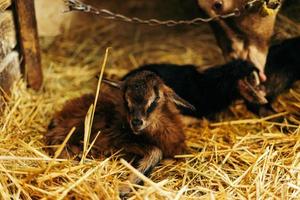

1,0,300,199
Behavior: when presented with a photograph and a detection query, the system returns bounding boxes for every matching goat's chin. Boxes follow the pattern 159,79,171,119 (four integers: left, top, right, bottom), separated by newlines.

131,124,149,135
131,127,144,135
132,130,142,135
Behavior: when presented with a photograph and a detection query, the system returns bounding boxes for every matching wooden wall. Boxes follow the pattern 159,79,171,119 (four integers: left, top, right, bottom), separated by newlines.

0,0,20,105
1,0,43,110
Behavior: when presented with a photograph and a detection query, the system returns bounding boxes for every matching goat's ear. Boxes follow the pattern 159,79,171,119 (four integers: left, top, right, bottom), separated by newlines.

165,86,195,110
102,78,123,89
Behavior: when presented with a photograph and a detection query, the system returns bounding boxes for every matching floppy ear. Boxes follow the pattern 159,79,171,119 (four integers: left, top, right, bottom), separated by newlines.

171,92,196,110
102,78,123,89
165,86,195,110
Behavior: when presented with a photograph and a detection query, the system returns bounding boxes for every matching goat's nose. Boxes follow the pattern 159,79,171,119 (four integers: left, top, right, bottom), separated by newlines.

213,0,223,12
131,118,143,127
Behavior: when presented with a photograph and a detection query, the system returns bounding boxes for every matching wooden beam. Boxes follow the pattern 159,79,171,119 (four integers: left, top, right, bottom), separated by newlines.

0,11,17,59
0,0,11,11
14,0,43,90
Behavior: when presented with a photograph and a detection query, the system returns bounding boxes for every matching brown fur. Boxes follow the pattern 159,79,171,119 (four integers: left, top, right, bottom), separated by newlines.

45,71,191,196
197,0,281,81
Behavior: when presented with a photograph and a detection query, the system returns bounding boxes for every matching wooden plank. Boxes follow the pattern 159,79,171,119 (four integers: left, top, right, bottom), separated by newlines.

14,0,43,90
0,11,17,59
0,0,11,11
0,51,20,97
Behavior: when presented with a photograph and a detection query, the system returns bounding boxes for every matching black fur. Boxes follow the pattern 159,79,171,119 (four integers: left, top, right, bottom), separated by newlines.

247,36,300,115
124,60,257,118
264,37,300,99
124,37,300,118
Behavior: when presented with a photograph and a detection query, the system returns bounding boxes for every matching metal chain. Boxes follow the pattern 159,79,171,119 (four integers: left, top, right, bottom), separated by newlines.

64,0,280,27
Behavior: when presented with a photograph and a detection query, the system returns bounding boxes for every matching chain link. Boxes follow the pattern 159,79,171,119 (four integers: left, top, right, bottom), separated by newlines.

64,0,280,27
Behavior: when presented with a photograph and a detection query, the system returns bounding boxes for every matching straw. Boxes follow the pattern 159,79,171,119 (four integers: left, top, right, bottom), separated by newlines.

0,4,299,199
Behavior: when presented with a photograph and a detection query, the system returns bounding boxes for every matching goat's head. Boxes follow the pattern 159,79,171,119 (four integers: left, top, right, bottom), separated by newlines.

197,0,246,16
104,71,194,134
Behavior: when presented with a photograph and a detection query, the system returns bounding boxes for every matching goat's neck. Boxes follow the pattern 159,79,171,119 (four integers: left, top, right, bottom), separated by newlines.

145,103,182,137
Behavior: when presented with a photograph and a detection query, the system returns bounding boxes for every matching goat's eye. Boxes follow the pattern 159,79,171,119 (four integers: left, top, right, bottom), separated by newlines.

124,101,133,113
127,105,133,114
128,107,133,114
146,97,159,114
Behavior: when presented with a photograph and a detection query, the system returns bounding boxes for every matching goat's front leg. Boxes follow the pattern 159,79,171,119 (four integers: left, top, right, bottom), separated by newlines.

119,145,163,197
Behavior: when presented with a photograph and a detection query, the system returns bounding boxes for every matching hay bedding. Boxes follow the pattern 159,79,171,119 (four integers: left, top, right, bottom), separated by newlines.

1,6,300,200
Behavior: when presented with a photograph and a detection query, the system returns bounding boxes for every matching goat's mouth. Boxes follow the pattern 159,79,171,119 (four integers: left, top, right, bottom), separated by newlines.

130,126,145,135
238,71,268,105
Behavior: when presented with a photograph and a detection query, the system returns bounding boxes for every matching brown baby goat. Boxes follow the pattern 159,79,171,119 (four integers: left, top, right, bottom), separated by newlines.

45,71,194,195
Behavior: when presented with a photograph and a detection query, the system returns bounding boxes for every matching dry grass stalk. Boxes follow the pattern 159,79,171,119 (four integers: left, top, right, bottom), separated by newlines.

81,47,110,164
